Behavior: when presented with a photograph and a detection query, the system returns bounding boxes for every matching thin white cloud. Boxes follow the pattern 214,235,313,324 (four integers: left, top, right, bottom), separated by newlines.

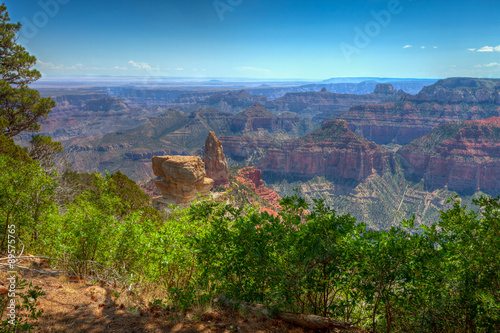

128,60,153,70
476,45,500,52
235,66,271,73
421,46,426,49
467,48,476,51
37,60,64,70
176,68,184,71
476,62,500,68
403,45,412,49
37,61,87,70
113,66,128,70
433,46,438,49
67,63,84,70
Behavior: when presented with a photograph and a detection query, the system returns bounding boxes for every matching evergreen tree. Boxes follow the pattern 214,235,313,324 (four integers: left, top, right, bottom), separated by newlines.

0,3,55,138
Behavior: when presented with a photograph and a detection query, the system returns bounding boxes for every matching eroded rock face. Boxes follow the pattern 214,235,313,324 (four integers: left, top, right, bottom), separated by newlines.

219,136,279,162
265,84,404,120
152,155,214,206
339,78,500,145
204,132,229,186
398,117,500,195
237,167,281,211
257,120,393,182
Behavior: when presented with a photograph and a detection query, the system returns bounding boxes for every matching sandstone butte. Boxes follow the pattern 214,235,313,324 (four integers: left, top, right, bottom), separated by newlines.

236,166,282,215
204,131,230,186
151,155,214,207
398,116,500,195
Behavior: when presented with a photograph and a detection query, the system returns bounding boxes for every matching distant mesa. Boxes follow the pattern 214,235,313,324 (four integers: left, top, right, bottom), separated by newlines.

373,84,394,94
265,83,404,120
152,155,214,207
83,97,127,112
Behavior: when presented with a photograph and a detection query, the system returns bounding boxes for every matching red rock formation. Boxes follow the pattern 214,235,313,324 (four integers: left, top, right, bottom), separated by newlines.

398,117,500,194
339,78,500,145
257,120,392,182
237,167,281,210
204,131,230,186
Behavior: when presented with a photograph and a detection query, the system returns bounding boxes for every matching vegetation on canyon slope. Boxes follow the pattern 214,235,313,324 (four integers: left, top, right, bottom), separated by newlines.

1,151,500,332
1,4,499,332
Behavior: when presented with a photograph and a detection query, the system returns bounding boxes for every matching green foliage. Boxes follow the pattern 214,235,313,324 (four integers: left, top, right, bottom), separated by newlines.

26,135,63,169
108,171,161,221
420,196,500,331
0,134,31,163
0,4,55,138
0,154,56,253
187,194,500,332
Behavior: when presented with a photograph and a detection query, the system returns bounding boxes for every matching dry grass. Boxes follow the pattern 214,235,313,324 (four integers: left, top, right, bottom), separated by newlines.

0,265,310,333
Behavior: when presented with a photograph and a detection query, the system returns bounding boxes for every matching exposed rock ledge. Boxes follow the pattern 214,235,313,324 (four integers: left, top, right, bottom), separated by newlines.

152,155,214,207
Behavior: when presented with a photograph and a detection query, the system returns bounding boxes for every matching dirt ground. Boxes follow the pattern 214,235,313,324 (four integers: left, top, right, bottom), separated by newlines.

0,260,312,333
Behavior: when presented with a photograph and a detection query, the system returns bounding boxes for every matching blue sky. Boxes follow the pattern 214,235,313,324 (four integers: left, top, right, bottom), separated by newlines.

6,0,500,79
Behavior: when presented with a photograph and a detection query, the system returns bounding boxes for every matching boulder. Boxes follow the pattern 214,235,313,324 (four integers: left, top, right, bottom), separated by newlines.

152,155,214,206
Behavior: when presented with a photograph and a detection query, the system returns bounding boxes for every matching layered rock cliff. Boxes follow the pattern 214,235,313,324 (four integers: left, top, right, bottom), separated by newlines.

236,167,281,211
219,136,279,162
264,84,404,121
36,90,168,141
339,78,500,145
398,117,500,194
181,90,268,114
257,120,393,182
231,104,301,133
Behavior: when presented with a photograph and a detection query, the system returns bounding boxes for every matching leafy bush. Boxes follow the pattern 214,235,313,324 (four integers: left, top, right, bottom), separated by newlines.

2,136,500,331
